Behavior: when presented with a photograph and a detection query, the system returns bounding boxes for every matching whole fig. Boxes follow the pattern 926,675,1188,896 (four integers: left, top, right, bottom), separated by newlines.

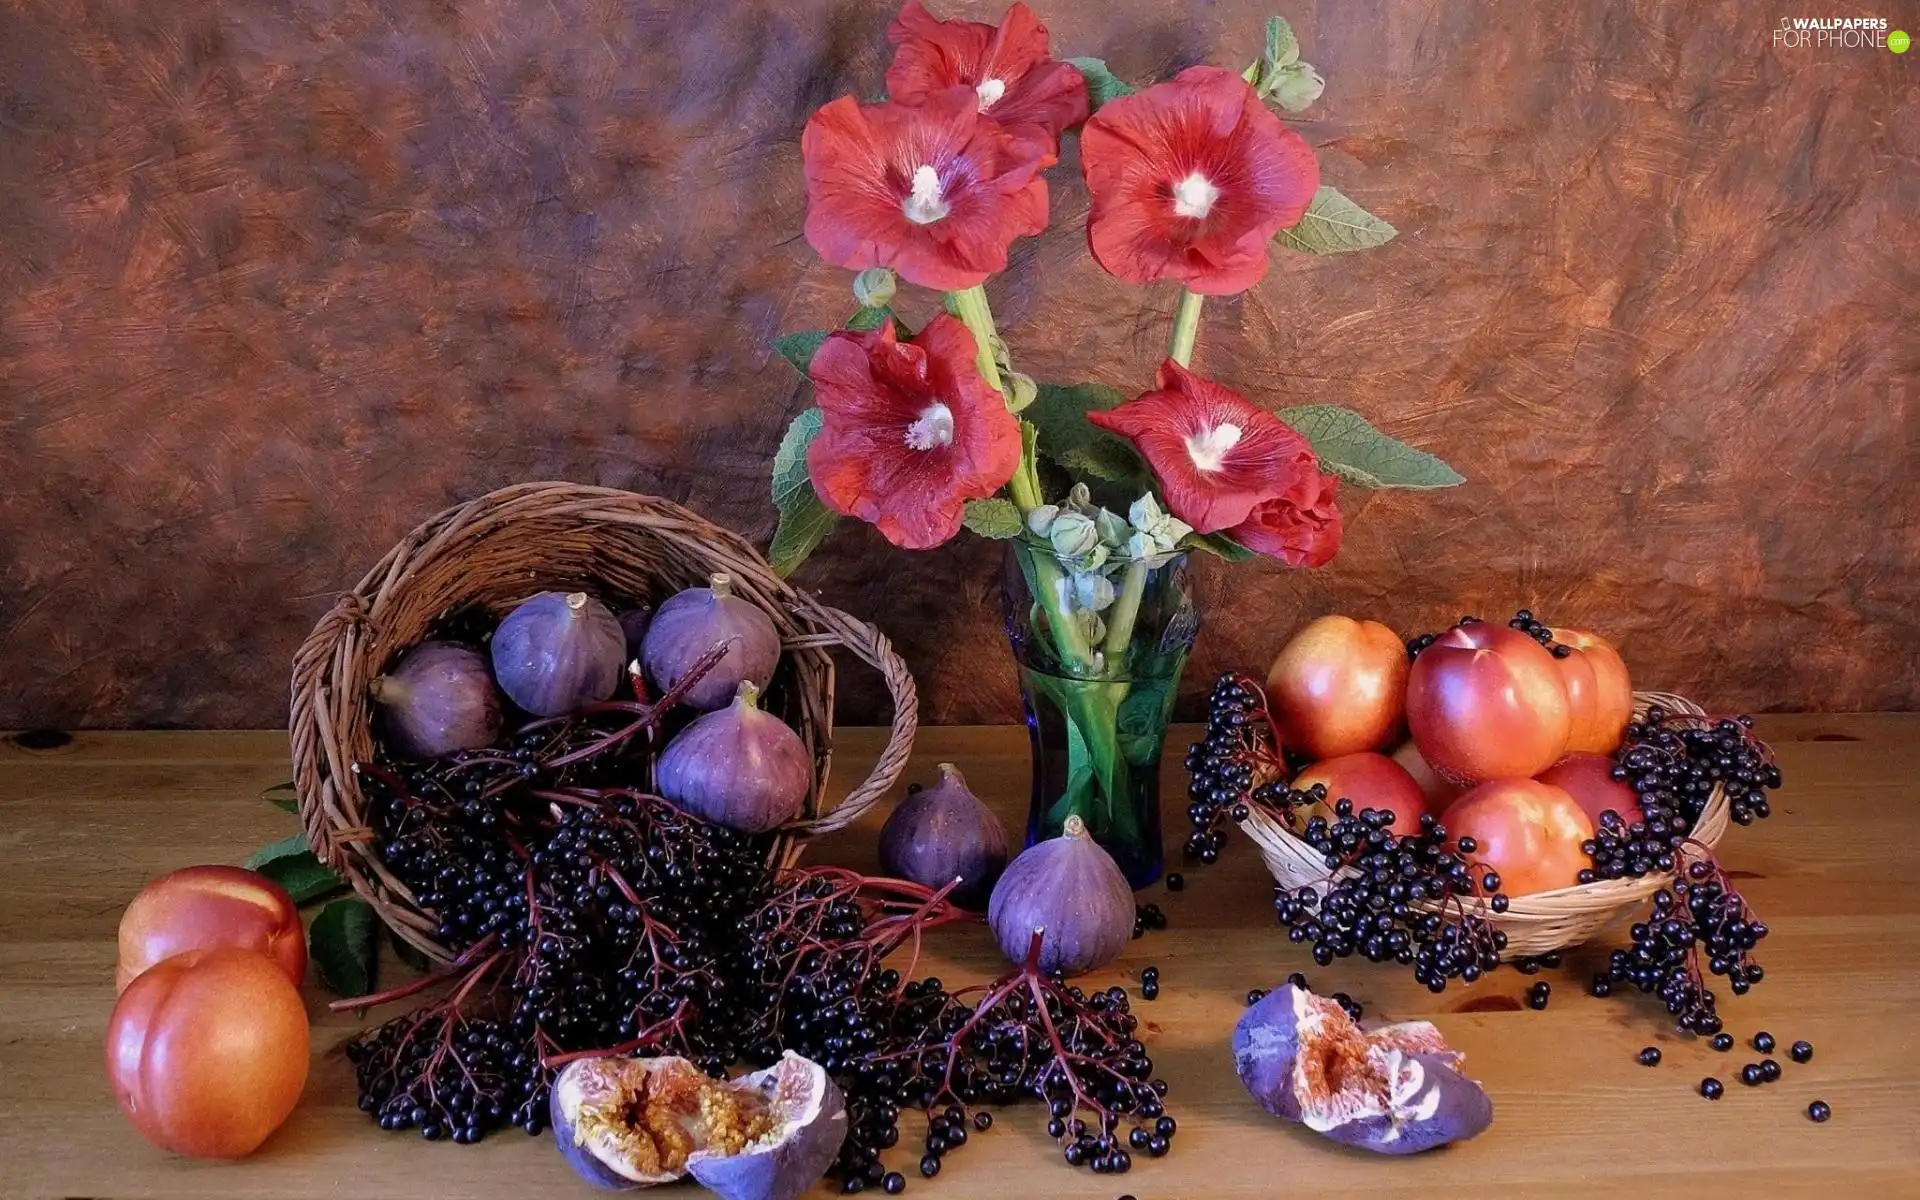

1233,983,1492,1154
490,591,625,717
369,641,502,759
987,815,1133,976
655,681,811,833
641,573,781,711
878,763,1009,909
618,606,653,662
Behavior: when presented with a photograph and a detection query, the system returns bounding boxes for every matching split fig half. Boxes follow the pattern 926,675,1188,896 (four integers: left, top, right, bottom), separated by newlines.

1232,983,1491,1155
551,1052,844,1199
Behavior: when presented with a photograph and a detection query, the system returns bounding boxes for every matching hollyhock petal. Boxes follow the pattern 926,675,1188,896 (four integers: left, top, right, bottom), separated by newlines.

806,316,1021,551
803,88,1053,291
1082,66,1319,294
1229,472,1343,567
1087,361,1318,533
887,2,1090,140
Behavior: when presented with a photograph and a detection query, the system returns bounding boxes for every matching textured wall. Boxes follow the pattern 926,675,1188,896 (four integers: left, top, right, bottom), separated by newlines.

1,0,1916,730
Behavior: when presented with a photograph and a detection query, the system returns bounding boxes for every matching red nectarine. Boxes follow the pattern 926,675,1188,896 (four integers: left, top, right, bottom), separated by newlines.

1441,779,1595,897
1537,752,1643,827
107,946,310,1158
1389,739,1463,810
1546,627,1634,755
1407,623,1571,786
1293,752,1434,837
116,865,306,993
1265,616,1408,760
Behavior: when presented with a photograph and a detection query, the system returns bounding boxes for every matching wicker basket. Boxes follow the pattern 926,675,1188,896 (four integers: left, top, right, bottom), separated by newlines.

1238,692,1729,959
289,482,918,963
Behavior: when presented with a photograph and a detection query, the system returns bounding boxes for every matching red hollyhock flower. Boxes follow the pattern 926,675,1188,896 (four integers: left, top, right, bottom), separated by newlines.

1080,66,1319,295
806,314,1022,550
1227,471,1343,567
1086,359,1319,534
886,2,1090,142
803,87,1054,291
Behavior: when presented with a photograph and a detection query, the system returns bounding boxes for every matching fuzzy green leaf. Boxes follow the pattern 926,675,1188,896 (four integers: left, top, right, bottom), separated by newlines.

1264,16,1302,70
769,407,838,577
310,898,378,997
1275,186,1397,255
1186,531,1258,562
244,832,308,870
257,850,348,906
1068,58,1135,113
963,498,1025,539
1026,382,1150,486
844,305,892,332
1279,405,1464,489
772,331,829,375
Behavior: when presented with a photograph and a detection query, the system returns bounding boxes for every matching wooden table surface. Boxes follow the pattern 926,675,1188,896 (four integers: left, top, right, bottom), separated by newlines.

4,718,1919,1199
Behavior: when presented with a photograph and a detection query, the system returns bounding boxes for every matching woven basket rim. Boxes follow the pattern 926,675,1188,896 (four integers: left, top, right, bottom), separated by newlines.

1237,690,1732,955
288,482,919,962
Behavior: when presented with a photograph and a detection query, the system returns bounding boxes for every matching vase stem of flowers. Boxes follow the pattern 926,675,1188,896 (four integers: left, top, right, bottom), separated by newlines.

766,4,1463,883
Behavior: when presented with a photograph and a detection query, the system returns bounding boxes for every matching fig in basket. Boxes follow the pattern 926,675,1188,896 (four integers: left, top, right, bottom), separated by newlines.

491,591,626,717
1234,983,1492,1154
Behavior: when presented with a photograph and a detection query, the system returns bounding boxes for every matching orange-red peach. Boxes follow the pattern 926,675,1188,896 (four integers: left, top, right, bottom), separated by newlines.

116,865,306,993
1537,752,1643,828
106,946,310,1158
1546,627,1634,755
1407,623,1571,786
1265,616,1408,760
1292,752,1435,838
1441,779,1595,898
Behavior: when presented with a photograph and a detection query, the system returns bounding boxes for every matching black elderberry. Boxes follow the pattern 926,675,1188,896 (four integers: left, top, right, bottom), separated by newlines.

1760,1059,1781,1082
1808,1100,1831,1122
1527,982,1551,1010
973,1111,992,1131
882,1172,906,1195
1166,873,1185,891
1638,1047,1662,1066
1752,1031,1775,1053
1700,1077,1724,1099
1741,1064,1763,1086
1711,1033,1734,1051
919,1154,940,1177
1791,1040,1813,1063
1246,988,1267,1006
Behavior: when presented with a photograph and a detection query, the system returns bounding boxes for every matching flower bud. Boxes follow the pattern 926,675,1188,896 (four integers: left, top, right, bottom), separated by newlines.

1008,371,1038,413
1073,572,1117,612
852,267,896,309
1094,507,1130,547
1026,504,1061,537
1128,493,1166,532
1266,62,1325,113
1049,512,1099,558
1067,482,1093,511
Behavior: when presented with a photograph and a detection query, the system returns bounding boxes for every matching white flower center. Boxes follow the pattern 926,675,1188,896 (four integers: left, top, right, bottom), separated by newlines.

902,164,950,225
904,402,956,451
975,77,1007,110
1186,422,1242,472
1171,171,1221,219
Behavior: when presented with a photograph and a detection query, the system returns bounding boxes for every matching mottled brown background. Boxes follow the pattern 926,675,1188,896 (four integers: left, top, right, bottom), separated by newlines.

1,0,1916,730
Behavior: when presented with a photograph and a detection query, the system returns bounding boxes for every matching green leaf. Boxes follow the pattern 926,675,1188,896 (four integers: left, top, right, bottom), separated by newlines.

1067,58,1135,113
771,330,829,375
245,832,308,870
1275,186,1397,255
390,930,434,973
963,498,1024,539
844,305,892,332
1278,404,1464,489
769,406,839,577
1264,16,1301,70
257,850,348,906
309,898,378,997
1026,382,1151,486
261,781,299,813
1186,531,1257,562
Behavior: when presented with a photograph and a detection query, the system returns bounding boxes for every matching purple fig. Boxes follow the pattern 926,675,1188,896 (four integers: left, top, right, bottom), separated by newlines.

491,591,624,717
1232,983,1492,1154
550,1052,843,1198
368,641,502,759
618,607,653,662
687,1052,847,1200
878,763,1008,909
655,681,811,833
641,573,781,711
986,815,1133,976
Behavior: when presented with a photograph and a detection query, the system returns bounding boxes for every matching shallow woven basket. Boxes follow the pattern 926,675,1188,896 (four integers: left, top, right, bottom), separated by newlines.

1239,691,1729,959
290,482,918,963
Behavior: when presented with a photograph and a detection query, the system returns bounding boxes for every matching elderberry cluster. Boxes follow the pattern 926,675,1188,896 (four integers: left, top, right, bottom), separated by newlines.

1273,799,1509,994
348,1011,544,1142
1182,673,1287,863
1606,862,1768,1034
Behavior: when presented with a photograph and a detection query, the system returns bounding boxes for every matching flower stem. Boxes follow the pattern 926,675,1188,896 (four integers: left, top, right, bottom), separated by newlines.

1168,288,1204,368
1100,561,1149,661
949,285,1006,396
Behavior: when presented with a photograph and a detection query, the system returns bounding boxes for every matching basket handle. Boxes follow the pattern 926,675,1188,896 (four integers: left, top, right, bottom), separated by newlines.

782,600,919,839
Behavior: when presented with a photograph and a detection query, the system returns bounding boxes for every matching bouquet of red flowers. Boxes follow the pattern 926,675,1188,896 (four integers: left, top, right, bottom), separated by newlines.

767,4,1461,880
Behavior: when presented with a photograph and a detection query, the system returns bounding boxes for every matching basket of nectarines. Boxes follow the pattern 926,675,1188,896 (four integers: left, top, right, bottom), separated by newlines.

1211,611,1742,960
